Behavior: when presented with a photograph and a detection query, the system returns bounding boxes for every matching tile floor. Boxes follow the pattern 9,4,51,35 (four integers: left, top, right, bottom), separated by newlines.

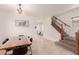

31,37,75,55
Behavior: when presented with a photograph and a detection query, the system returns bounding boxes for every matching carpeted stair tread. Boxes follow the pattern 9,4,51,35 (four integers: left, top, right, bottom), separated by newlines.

64,37,75,43
55,41,75,53
61,39,76,47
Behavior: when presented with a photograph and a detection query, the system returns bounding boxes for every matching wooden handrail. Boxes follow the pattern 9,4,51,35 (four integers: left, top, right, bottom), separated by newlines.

52,16,71,27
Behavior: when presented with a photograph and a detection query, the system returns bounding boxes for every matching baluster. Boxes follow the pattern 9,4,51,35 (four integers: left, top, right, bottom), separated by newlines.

61,24,64,40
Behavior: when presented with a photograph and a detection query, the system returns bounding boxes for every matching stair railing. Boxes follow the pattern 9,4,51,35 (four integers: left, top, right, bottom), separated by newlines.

51,16,71,40
51,17,62,33
53,16,71,27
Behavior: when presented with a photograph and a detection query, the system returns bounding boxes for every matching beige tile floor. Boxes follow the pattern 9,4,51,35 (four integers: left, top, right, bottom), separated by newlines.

0,36,75,55
31,37,75,55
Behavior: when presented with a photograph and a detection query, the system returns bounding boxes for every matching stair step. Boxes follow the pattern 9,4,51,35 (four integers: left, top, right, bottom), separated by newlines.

64,37,75,43
55,41,75,53
64,34,69,37
60,40,75,48
61,40,75,47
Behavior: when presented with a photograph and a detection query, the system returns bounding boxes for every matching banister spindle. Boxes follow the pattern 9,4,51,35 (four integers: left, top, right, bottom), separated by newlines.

61,24,64,40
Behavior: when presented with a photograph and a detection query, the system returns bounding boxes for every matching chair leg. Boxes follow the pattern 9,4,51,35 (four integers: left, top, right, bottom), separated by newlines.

5,53,7,55
30,47,32,55
27,46,32,55
4,50,7,55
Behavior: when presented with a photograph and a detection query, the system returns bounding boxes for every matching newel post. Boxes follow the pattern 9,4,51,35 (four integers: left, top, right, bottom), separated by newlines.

75,31,79,55
61,24,64,40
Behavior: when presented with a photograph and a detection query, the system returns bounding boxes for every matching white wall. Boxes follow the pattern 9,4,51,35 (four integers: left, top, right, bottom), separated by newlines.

57,7,79,38
0,12,60,44
42,17,60,41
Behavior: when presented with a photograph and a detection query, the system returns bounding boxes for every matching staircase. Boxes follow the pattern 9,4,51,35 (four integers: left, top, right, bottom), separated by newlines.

51,16,76,53
55,37,75,53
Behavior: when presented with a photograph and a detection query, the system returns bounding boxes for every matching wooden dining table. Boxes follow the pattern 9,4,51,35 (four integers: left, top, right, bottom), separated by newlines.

0,36,32,50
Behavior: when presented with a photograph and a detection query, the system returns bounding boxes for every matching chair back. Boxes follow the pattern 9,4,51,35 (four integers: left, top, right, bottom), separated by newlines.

30,38,33,42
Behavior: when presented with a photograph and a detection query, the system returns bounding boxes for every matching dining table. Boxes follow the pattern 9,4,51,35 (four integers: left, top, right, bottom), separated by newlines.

0,36,32,51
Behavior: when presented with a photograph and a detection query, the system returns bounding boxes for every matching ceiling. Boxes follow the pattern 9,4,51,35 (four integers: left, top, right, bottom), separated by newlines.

0,4,79,17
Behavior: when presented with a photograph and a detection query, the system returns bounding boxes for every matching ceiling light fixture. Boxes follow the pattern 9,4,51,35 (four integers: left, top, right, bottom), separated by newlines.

17,4,23,14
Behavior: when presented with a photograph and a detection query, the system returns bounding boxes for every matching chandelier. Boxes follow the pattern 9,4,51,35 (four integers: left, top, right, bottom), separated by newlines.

17,4,23,14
